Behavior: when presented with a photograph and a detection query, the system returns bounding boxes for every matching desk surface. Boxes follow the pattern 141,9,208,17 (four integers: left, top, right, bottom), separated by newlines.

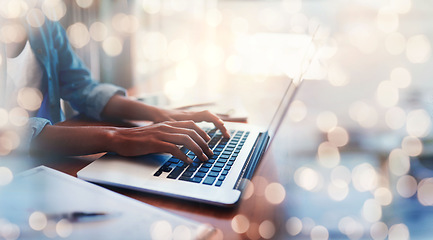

36,114,286,240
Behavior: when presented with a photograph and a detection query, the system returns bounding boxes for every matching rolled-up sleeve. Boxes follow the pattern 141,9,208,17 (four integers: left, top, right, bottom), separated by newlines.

85,83,126,120
28,117,52,139
19,117,52,152
50,21,127,121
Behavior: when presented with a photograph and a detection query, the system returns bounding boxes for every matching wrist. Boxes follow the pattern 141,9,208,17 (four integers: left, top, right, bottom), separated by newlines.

103,127,120,153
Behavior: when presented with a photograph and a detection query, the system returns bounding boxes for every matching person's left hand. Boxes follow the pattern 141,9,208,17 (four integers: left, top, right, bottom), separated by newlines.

153,109,231,138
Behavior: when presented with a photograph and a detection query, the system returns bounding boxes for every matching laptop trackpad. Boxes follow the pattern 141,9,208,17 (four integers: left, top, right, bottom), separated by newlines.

79,153,171,181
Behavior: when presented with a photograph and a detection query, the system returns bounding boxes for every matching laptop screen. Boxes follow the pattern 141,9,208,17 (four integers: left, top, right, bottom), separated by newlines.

265,32,319,147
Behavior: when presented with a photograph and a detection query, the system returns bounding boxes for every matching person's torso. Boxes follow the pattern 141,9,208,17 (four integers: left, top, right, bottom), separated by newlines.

6,40,43,117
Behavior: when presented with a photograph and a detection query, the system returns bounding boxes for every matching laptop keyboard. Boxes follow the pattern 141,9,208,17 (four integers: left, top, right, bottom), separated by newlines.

153,128,250,187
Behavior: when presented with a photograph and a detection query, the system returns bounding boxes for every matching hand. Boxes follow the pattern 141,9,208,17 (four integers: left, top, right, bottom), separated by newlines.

110,120,214,164
153,109,231,138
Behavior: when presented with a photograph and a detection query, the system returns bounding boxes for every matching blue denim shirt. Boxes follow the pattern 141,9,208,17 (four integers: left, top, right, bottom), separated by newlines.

22,19,126,140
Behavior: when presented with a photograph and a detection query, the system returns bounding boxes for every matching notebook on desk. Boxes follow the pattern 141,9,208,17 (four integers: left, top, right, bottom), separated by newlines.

0,166,214,239
77,75,303,207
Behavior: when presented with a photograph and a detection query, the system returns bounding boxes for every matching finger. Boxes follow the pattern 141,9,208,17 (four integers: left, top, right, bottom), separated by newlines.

193,111,231,138
167,120,211,142
162,122,213,156
157,142,193,164
159,133,209,162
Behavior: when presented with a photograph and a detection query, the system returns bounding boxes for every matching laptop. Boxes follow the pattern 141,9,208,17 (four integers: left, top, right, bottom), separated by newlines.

77,33,317,207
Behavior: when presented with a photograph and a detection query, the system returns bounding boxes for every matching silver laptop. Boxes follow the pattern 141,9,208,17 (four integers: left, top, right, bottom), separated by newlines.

77,31,319,206
77,75,303,207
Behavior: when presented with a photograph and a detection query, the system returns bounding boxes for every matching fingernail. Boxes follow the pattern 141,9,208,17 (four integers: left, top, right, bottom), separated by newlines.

202,153,208,161
187,157,193,164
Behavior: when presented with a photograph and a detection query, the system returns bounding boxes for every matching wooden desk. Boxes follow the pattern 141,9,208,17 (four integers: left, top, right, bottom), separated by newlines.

40,118,288,240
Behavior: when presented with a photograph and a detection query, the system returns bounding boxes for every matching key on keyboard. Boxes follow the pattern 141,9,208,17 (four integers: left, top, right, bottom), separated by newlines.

154,128,250,187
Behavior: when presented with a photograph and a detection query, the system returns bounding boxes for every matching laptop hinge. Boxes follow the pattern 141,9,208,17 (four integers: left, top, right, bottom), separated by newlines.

234,131,270,191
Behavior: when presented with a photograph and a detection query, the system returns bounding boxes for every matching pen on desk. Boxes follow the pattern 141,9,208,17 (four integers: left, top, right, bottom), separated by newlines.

46,211,120,222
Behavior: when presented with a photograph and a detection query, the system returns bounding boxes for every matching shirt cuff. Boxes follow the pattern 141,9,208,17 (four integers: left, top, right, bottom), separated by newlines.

85,83,127,120
28,117,52,140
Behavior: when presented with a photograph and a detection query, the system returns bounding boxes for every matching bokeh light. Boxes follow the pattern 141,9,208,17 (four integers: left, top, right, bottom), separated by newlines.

327,126,349,147
385,107,406,130
388,224,409,240
316,111,338,132
26,8,45,28
103,36,123,57
286,217,302,236
150,220,172,240
0,23,27,44
9,107,29,127
231,214,249,234
328,182,349,201
264,182,286,204
310,225,329,240
417,178,433,206
172,225,192,240
0,167,13,186
352,163,378,192
374,187,393,206
338,216,364,240
376,80,399,108
362,199,382,222
327,63,349,86
406,35,431,63
0,0,28,19
89,22,108,42
388,148,410,176
405,109,431,137
370,222,388,240
396,175,417,198
241,180,254,200
17,88,43,111
0,108,9,127
0,222,20,240
67,22,90,49
258,220,275,239
76,0,93,9
331,165,351,187
288,100,307,122
56,219,72,238
42,0,66,21
349,101,378,128
294,167,321,191
317,141,340,168
28,212,47,231
401,136,422,157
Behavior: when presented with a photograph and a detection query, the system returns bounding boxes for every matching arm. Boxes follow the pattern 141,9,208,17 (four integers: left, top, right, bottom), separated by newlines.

101,95,231,138
32,121,215,164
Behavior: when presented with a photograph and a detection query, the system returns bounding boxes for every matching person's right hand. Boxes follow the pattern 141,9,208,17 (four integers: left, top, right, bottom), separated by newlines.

109,120,213,164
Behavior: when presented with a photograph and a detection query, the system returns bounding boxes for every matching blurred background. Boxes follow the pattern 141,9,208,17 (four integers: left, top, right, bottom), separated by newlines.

1,0,433,239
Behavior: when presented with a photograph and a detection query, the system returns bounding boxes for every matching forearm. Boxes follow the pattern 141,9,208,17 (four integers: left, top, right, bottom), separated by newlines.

31,125,117,156
101,95,164,122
